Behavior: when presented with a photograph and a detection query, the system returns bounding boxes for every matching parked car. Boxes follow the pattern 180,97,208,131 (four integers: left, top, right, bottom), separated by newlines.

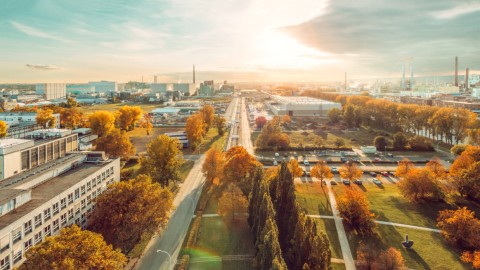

387,153,394,158
372,178,382,185
369,172,377,177
303,160,310,166
331,167,338,173
283,152,288,157
273,160,278,166
330,180,338,185
340,157,348,163
342,179,351,185
381,171,389,177
306,171,311,176
354,180,363,185
274,152,280,157
374,157,381,162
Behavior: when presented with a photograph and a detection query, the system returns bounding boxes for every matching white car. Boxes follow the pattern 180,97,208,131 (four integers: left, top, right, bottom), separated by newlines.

274,153,280,157
303,160,310,166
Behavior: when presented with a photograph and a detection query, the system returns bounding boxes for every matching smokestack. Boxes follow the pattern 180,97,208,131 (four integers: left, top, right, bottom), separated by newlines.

466,67,469,91
401,63,406,91
344,71,347,91
410,62,414,90
193,64,196,84
455,56,458,87
154,76,157,84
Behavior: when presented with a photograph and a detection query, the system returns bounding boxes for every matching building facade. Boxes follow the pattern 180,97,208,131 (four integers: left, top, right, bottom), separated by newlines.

172,83,195,96
35,83,66,100
266,95,342,117
0,112,60,129
88,81,118,93
199,81,215,96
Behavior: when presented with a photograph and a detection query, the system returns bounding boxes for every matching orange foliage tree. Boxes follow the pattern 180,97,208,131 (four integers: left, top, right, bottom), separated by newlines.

202,147,225,184
218,183,248,221
115,105,143,131
339,162,363,181
336,187,376,235
223,146,259,183
437,207,480,250
398,168,443,201
95,129,135,160
199,105,215,132
425,158,447,179
185,113,205,150
287,159,303,177
395,158,415,177
311,160,333,187
462,251,480,269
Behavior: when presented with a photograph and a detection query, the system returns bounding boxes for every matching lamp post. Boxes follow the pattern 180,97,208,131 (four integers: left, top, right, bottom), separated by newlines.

384,145,387,157
156,249,172,270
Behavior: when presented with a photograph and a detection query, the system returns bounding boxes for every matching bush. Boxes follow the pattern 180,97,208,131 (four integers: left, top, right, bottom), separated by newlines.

408,135,434,151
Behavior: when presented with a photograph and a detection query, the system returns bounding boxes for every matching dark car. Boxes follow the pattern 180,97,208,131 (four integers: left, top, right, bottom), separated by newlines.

369,172,377,177
342,179,351,185
354,180,363,185
340,157,348,163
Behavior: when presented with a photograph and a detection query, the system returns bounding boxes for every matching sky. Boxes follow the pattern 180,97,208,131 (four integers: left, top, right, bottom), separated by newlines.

0,0,479,83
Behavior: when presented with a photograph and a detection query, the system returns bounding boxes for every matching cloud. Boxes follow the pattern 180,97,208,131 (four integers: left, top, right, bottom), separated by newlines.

26,64,61,70
11,21,71,43
433,3,480,19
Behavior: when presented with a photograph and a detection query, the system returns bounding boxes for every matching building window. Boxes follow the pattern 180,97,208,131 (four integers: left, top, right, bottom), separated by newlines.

12,227,21,244
24,220,32,235
81,199,86,210
67,193,73,204
74,189,80,200
34,232,42,245
38,145,46,165
0,235,9,253
44,208,51,221
21,150,30,170
68,209,73,220
81,185,86,195
12,249,21,264
53,141,59,159
74,203,80,215
86,195,92,205
52,202,59,215
34,214,42,227
86,182,91,191
24,238,32,251
92,179,96,188
60,214,67,226
46,143,53,161
1,255,10,270
30,147,38,168
60,198,66,209
53,220,59,232
44,225,51,237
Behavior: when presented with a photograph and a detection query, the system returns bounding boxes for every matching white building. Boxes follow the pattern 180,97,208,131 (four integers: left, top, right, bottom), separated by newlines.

0,134,120,270
0,112,60,129
469,74,480,86
361,146,377,154
150,83,170,94
88,81,118,93
172,83,195,96
35,83,66,100
472,88,480,99
266,95,341,117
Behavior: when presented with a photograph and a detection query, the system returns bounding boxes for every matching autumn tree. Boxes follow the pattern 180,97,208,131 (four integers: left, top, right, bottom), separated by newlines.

60,107,84,129
218,183,248,221
450,145,480,176
116,105,142,131
139,135,183,187
393,132,408,150
437,207,480,250
408,135,433,151
88,175,173,253
36,108,56,128
213,115,226,135
255,116,267,128
328,108,342,123
336,187,376,235
139,113,153,135
199,104,215,132
256,116,290,150
462,251,480,269
0,120,7,138
395,158,415,177
20,225,126,270
357,244,406,270
311,160,333,187
451,144,467,156
339,161,363,181
95,129,135,160
356,242,377,270
344,104,355,127
334,138,345,147
287,159,303,177
398,168,443,201
185,113,205,150
202,147,225,184
88,111,116,137
425,158,447,179
457,161,480,201
282,114,291,127
64,97,78,108
223,146,259,189
374,136,388,151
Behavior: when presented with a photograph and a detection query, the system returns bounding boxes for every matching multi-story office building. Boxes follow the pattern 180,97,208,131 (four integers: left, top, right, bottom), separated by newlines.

150,83,170,94
0,112,60,129
88,81,118,93
35,83,66,100
172,83,196,96
0,131,120,269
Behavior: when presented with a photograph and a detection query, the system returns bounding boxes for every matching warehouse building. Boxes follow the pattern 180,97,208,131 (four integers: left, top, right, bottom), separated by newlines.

265,95,341,117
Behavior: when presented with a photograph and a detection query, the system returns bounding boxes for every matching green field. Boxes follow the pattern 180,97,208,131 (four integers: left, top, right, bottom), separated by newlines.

296,182,333,216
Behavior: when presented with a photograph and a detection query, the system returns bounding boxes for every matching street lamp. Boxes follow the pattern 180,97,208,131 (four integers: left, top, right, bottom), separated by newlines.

156,249,172,270
384,145,387,157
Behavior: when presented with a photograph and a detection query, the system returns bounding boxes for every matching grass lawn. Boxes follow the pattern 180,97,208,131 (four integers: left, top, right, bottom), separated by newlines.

331,263,347,270
179,160,195,182
182,128,227,155
347,226,471,270
185,216,254,270
128,127,183,154
295,182,333,216
79,102,161,115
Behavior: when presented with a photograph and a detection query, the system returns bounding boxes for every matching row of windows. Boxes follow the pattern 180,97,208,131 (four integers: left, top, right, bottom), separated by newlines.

0,166,114,260
20,135,78,171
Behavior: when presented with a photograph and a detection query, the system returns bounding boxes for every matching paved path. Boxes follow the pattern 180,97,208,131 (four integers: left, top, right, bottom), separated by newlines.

135,98,238,270
324,181,356,270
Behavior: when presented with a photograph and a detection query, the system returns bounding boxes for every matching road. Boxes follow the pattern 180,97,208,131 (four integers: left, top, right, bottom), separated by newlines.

135,97,239,270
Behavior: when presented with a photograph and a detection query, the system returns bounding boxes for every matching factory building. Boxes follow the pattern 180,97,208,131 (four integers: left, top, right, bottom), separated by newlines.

265,95,341,117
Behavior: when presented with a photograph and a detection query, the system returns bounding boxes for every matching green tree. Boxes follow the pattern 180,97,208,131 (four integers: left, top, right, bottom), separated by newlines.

393,132,408,150
344,105,355,127
0,120,7,138
20,225,126,270
214,115,226,135
88,175,173,253
139,135,183,187
328,108,342,123
374,136,388,151
95,129,135,160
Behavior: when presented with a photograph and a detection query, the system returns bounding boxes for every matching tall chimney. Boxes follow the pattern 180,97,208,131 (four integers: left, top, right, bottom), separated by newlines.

466,67,469,91
455,56,458,87
344,71,347,91
193,64,196,84
154,76,157,84
410,62,414,90
401,63,406,91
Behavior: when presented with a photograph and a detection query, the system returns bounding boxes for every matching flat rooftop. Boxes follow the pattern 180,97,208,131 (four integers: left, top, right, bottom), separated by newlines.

0,138,32,149
272,95,339,105
0,159,116,230
0,189,29,206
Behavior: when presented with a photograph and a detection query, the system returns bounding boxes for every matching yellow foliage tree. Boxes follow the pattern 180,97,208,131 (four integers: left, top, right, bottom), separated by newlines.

287,159,303,177
395,158,415,177
202,147,225,183
95,129,135,160
88,111,116,137
199,105,215,132
425,158,447,179
339,162,363,181
0,120,7,138
140,113,153,135
116,105,143,131
462,251,480,269
60,107,84,129
398,168,443,201
218,183,248,221
311,160,333,187
19,225,126,270
336,187,376,235
36,108,57,128
88,175,173,253
185,113,205,150
223,146,260,183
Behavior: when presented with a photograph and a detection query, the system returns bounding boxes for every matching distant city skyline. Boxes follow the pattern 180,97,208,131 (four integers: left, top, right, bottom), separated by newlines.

1,0,479,83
